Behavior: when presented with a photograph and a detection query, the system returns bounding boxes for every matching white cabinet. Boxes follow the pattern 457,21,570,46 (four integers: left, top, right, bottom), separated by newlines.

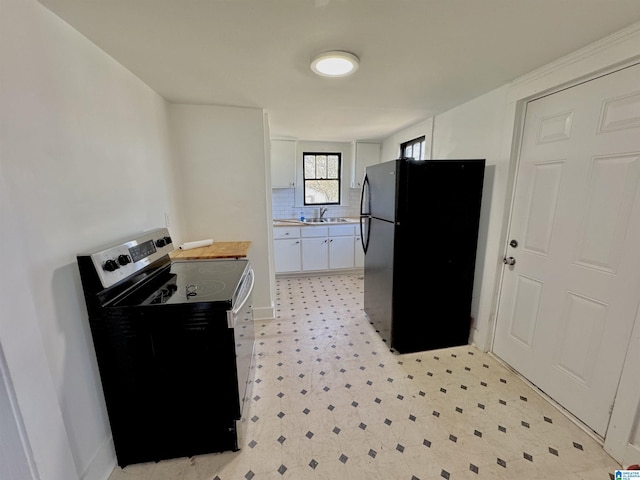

301,226,329,271
271,140,297,188
355,234,365,268
329,237,354,269
273,227,301,273
273,224,364,274
351,142,381,188
328,225,355,269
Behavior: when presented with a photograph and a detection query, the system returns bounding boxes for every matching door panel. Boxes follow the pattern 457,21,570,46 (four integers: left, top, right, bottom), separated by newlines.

574,154,640,273
522,161,564,255
493,63,640,436
508,274,543,349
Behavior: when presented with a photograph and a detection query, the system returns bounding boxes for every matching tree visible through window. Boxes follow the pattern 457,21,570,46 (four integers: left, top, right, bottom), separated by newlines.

303,152,341,205
401,136,426,160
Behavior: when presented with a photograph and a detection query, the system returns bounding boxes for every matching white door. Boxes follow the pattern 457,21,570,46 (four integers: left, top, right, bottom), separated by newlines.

493,63,640,437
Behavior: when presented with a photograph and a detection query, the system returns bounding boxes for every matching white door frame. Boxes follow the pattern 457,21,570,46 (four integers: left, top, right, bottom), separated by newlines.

0,343,38,480
488,22,640,463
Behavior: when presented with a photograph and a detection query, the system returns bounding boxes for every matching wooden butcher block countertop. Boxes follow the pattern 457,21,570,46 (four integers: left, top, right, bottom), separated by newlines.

170,241,251,260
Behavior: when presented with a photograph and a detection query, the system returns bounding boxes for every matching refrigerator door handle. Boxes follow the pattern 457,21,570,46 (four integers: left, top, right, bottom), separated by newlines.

359,216,371,254
360,174,370,216
359,174,371,254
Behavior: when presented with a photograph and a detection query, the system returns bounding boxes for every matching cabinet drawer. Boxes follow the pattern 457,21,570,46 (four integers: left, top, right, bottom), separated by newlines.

273,227,300,239
301,226,329,238
329,225,355,236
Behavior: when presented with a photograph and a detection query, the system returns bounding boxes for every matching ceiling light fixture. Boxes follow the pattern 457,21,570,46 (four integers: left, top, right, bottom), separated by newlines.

310,51,359,77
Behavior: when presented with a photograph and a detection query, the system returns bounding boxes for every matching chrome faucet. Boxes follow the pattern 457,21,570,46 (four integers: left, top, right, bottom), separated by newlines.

319,207,328,219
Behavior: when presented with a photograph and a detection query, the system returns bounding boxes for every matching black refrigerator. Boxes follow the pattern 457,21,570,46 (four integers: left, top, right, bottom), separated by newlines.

359,158,485,354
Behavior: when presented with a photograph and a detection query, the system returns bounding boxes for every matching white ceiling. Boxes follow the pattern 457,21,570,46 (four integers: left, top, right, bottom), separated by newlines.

39,0,640,142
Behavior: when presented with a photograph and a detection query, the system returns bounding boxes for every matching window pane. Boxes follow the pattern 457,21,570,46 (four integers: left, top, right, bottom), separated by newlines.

317,155,328,179
305,180,339,204
327,156,338,178
304,156,315,177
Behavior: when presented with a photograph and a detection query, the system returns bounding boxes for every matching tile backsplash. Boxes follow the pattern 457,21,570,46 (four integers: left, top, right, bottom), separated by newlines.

272,188,361,220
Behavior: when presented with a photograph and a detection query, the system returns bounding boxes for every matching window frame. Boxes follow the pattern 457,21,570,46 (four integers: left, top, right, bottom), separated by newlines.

302,152,342,206
400,136,426,160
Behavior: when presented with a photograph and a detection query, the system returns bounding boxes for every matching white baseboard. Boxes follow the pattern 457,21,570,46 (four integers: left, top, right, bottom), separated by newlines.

623,443,640,469
252,304,275,321
81,436,116,480
275,268,364,279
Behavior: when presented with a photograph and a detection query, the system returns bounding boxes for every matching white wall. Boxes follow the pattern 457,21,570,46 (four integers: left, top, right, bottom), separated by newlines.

0,0,181,479
168,104,274,320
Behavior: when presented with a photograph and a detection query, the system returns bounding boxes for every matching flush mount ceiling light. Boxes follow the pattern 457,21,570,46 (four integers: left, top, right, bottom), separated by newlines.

310,51,359,77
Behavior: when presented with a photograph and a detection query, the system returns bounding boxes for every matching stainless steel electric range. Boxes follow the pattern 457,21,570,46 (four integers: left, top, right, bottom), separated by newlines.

77,228,255,467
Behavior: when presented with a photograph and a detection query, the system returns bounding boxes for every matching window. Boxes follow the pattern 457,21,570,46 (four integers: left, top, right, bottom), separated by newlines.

400,136,426,160
303,152,341,205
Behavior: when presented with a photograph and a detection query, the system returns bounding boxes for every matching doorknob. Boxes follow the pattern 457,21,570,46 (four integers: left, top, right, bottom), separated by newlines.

503,256,516,266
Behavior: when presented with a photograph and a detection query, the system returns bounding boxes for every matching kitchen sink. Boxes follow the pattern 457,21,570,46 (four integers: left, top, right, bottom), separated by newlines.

304,217,348,224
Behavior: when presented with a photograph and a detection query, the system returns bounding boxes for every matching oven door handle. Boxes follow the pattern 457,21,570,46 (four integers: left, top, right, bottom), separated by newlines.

227,267,255,328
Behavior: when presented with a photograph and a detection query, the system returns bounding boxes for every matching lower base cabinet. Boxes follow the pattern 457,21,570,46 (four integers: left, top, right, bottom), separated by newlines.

274,238,301,272
329,236,354,269
274,224,362,274
355,235,365,268
302,236,329,271
274,227,302,273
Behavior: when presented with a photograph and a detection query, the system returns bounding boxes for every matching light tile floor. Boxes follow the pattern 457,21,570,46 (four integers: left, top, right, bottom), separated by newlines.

109,274,621,480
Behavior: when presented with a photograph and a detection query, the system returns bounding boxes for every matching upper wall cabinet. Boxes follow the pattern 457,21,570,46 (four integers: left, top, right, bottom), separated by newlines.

351,142,381,188
271,140,297,188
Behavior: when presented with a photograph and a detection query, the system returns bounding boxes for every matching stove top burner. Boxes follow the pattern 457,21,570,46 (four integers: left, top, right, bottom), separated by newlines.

147,283,178,304
177,279,226,299
121,259,249,307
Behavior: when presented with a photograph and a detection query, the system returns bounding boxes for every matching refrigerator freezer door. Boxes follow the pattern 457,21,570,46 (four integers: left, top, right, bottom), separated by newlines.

366,160,398,222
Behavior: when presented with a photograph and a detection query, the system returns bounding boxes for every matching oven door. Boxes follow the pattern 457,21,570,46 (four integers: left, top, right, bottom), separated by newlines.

228,267,255,445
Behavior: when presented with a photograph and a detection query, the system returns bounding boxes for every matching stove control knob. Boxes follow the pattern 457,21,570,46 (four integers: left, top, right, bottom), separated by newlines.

163,236,172,245
103,259,119,272
117,254,131,266
155,238,166,248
